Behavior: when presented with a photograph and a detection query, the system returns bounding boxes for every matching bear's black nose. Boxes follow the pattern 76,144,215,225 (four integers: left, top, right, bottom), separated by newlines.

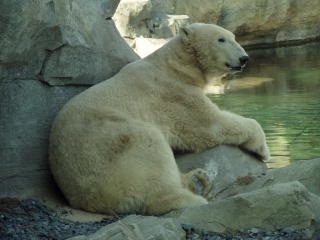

239,56,249,66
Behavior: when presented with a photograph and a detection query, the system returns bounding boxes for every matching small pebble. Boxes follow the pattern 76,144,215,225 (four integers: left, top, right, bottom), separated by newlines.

281,227,294,234
250,227,259,234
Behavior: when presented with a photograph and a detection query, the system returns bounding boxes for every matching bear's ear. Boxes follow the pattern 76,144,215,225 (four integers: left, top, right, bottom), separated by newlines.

179,26,194,43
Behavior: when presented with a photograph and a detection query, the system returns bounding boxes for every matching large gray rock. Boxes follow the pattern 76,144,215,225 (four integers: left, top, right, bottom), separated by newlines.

68,215,185,240
0,0,139,85
166,181,320,233
0,0,139,198
175,145,268,199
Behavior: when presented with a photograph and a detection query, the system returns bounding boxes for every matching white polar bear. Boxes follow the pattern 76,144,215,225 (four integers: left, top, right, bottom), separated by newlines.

49,23,270,215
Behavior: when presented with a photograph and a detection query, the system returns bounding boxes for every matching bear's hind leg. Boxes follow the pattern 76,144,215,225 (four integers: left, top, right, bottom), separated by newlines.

146,187,208,215
87,120,209,215
181,169,212,198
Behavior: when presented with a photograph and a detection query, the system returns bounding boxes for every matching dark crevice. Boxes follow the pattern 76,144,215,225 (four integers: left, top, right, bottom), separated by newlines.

36,44,66,83
55,82,94,87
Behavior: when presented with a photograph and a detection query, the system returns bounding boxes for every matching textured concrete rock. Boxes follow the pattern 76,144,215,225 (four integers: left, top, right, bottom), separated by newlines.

217,158,320,199
175,145,268,199
0,0,139,85
0,80,88,198
68,215,185,240
0,0,139,198
166,181,320,233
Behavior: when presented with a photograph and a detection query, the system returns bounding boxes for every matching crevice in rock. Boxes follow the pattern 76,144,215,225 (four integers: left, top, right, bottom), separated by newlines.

214,183,237,197
56,82,93,87
37,44,66,83
11,77,36,81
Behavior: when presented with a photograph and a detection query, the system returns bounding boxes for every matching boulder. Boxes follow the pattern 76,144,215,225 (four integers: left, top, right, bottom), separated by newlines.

113,0,191,56
67,215,185,240
217,158,320,199
175,145,268,199
0,0,139,198
114,0,190,39
0,0,139,85
165,181,320,233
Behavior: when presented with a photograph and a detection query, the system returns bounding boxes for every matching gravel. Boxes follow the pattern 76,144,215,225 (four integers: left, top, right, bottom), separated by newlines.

0,198,125,240
1,197,319,240
182,224,320,240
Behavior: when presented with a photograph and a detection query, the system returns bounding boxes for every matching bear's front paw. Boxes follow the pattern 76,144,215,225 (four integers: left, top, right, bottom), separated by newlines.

244,119,270,161
181,168,212,199
244,138,270,161
242,119,270,161
250,142,270,161
260,143,270,161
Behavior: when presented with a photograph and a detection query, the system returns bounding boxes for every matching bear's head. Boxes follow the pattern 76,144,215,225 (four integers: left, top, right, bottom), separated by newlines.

179,23,249,78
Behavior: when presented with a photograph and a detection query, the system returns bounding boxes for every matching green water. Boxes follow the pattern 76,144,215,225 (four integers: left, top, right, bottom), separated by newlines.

206,42,320,168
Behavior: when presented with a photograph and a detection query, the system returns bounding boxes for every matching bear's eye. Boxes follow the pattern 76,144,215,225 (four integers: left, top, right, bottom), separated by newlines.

218,38,225,43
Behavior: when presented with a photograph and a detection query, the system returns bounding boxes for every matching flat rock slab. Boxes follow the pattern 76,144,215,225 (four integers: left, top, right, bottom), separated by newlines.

165,181,320,233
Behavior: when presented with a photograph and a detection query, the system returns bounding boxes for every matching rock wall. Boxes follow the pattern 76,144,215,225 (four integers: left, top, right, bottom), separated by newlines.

0,0,140,198
170,0,320,47
212,0,320,47
114,0,320,56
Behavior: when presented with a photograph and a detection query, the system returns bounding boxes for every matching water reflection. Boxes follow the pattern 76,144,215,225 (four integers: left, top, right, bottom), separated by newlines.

205,77,274,94
206,42,320,168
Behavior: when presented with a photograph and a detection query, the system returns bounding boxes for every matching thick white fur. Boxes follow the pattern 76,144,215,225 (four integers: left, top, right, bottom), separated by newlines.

49,23,270,215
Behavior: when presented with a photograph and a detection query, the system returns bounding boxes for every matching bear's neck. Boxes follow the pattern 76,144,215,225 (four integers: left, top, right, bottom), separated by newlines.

145,36,223,89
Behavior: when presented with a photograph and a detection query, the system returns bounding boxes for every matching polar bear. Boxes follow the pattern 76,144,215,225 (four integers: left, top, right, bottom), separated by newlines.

49,23,270,215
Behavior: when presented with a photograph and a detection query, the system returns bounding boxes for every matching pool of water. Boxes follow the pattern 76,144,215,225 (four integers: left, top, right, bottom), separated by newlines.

206,42,320,168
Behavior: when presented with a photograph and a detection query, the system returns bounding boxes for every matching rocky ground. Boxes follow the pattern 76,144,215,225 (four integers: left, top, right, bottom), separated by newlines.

1,197,319,240
0,198,127,240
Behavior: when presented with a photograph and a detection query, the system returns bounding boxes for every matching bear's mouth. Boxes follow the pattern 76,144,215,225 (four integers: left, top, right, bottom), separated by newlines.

225,63,243,72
